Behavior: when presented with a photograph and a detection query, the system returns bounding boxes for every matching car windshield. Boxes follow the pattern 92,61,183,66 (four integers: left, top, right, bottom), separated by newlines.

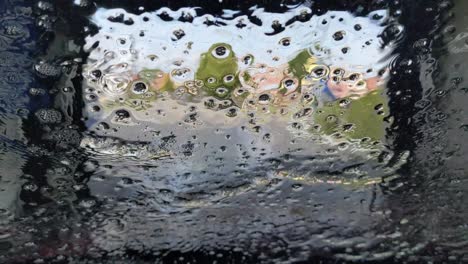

0,0,467,263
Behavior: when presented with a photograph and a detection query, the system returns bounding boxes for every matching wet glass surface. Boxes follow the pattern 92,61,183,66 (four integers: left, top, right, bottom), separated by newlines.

0,0,467,263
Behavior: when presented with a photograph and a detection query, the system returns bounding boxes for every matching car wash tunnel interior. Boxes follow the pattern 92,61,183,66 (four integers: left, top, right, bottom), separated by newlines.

0,0,467,263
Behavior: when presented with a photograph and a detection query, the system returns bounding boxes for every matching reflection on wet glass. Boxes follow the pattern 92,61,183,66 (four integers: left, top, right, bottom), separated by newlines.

83,8,397,144
79,7,405,211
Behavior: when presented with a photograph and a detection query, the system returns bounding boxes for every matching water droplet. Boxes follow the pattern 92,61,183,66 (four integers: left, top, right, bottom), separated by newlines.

332,68,345,76
172,29,185,41
35,108,62,124
258,94,271,104
343,123,354,131
332,30,345,41
310,65,328,79
23,183,38,192
204,98,216,109
279,37,291,46
207,77,217,84
348,73,361,81
79,198,96,208
91,69,102,78
212,45,230,59
223,74,235,83
115,109,130,119
132,82,148,94
242,55,253,65
339,99,351,108
326,115,337,123
91,105,101,112
215,87,229,96
226,107,238,117
292,183,303,191
29,88,46,96
98,122,110,130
